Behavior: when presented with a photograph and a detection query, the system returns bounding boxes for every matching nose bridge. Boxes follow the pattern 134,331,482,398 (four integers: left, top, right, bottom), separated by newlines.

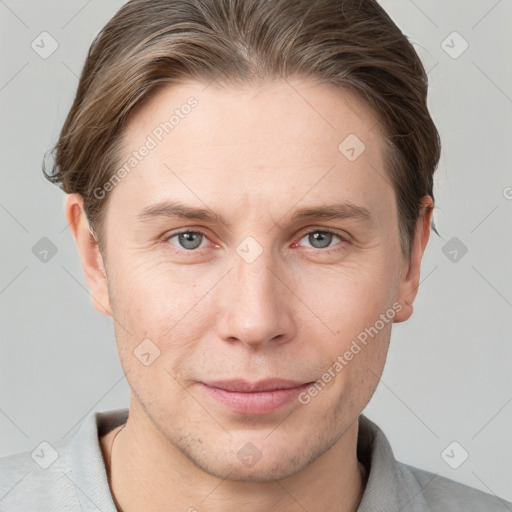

234,244,280,317
232,225,279,301
216,241,294,348
235,249,276,302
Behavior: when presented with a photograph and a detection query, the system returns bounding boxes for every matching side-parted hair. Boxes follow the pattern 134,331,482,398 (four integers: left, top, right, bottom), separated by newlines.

43,0,441,259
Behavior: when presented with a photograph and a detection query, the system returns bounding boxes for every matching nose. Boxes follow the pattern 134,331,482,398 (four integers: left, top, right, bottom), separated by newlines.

215,251,297,350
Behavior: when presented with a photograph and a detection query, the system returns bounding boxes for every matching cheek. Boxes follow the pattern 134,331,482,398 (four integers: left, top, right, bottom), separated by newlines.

109,252,207,326
107,256,219,380
294,258,397,401
107,241,399,386
301,258,400,340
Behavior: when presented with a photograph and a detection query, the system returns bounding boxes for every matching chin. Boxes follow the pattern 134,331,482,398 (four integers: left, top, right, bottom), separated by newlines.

196,454,311,483
179,433,332,483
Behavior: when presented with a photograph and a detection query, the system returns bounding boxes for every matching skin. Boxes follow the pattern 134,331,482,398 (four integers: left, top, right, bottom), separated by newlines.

66,79,433,512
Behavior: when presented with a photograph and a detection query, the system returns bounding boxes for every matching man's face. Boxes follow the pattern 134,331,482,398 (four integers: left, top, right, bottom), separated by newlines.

97,79,410,480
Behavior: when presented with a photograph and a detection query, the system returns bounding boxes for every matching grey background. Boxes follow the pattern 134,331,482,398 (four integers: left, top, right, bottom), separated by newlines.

1,0,511,503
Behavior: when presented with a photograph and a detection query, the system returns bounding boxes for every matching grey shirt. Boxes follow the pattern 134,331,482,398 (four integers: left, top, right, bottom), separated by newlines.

0,408,509,511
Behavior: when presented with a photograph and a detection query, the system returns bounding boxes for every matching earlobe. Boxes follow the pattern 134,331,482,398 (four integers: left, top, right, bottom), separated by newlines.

64,194,112,317
393,196,434,324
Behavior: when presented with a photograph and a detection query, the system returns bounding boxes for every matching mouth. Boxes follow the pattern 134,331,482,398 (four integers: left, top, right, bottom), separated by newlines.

199,378,314,415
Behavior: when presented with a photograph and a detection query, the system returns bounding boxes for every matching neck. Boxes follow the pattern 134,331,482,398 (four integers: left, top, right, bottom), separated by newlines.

101,399,367,512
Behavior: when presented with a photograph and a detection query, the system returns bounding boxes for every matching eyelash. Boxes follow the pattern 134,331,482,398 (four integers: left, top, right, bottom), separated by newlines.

164,228,347,254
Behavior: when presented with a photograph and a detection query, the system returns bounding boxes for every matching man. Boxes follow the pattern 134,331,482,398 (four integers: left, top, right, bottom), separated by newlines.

1,0,509,510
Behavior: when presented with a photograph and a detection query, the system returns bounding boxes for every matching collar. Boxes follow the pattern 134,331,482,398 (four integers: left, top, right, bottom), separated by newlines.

356,415,431,511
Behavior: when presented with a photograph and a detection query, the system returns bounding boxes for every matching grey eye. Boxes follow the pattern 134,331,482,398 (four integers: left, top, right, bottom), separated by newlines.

301,231,341,249
171,231,204,250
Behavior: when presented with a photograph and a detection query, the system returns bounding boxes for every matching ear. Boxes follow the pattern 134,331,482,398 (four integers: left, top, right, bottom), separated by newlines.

64,193,112,316
393,196,434,323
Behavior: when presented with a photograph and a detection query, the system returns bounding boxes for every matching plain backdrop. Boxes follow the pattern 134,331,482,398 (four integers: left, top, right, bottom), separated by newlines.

1,0,511,503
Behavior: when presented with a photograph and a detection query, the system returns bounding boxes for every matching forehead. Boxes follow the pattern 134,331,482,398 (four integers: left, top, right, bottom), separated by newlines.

111,79,391,219
123,78,383,155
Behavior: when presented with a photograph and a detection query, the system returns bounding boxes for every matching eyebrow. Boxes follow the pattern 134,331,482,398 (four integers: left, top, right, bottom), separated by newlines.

136,200,372,227
287,203,371,225
137,201,227,224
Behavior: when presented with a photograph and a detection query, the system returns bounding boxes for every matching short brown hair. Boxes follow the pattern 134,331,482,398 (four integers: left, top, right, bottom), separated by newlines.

43,0,441,258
